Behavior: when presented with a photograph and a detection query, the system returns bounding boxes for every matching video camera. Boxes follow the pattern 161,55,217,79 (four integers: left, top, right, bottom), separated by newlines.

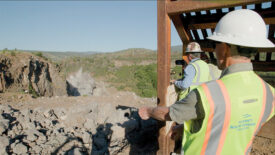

175,60,186,66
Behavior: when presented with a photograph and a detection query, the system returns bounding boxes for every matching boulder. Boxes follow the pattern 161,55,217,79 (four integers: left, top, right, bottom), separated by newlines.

25,129,39,142
0,105,13,114
13,143,28,154
31,145,42,154
0,120,9,135
82,131,91,144
0,136,9,154
109,125,128,154
84,117,97,134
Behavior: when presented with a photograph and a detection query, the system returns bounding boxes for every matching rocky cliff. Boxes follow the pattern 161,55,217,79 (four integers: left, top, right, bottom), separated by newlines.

0,52,66,97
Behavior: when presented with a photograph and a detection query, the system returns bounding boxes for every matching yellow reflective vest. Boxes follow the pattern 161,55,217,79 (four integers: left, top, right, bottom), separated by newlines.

179,60,213,100
182,70,275,155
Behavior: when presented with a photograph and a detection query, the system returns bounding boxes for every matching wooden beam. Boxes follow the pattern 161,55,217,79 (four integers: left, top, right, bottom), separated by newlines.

157,0,171,107
188,23,217,30
157,0,174,154
268,24,275,43
257,48,275,53
266,24,275,61
253,61,275,71
191,30,201,41
201,29,209,40
187,17,275,30
254,53,260,61
196,40,275,53
202,47,275,53
166,0,273,15
170,14,190,44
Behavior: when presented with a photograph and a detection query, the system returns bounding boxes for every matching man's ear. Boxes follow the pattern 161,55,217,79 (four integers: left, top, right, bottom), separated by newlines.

220,43,231,58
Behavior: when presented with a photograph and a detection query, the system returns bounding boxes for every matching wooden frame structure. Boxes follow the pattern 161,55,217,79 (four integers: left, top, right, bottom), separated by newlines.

157,0,275,154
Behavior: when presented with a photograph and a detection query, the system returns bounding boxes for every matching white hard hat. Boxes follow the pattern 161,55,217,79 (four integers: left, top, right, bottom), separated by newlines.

185,42,204,53
207,9,275,48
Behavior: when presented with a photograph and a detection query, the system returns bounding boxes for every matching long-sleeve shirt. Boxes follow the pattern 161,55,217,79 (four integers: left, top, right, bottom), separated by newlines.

174,58,199,90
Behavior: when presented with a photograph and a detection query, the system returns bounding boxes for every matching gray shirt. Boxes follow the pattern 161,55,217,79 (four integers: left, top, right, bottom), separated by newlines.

169,63,253,132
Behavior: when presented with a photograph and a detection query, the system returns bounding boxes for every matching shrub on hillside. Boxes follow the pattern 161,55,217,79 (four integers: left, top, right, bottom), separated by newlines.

34,52,48,60
34,52,43,57
10,51,16,56
134,64,157,97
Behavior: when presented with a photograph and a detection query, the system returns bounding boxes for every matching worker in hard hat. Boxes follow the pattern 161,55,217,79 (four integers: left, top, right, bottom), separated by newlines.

171,42,215,100
138,9,274,155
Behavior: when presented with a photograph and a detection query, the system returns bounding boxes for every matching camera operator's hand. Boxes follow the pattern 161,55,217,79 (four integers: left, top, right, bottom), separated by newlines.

138,107,151,120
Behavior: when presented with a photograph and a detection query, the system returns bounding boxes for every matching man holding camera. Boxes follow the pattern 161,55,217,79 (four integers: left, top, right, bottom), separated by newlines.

171,42,214,100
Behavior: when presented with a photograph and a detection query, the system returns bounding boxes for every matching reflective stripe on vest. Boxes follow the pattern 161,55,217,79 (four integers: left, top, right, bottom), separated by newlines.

190,60,211,86
245,78,274,154
191,62,202,86
178,60,210,100
200,80,231,155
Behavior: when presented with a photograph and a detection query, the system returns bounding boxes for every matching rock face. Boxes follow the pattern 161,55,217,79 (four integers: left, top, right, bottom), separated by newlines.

0,53,66,97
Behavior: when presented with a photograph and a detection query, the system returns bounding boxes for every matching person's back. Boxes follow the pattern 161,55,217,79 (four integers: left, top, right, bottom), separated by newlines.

188,59,211,88
174,42,215,100
182,63,274,154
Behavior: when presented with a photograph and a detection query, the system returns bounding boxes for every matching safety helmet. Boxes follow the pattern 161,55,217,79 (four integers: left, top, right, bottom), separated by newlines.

185,42,204,53
207,9,275,48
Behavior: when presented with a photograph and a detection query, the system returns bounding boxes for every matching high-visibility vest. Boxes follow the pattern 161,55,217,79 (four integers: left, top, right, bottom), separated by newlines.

179,60,213,100
181,71,275,155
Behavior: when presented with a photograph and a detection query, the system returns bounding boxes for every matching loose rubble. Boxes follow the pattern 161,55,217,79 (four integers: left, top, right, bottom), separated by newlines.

0,103,158,154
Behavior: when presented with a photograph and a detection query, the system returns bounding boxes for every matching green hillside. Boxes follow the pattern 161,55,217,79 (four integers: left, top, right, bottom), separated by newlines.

2,47,273,98
59,48,182,97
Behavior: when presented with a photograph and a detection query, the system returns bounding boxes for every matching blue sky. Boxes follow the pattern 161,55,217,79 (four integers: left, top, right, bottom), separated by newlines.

0,1,271,52
0,1,181,52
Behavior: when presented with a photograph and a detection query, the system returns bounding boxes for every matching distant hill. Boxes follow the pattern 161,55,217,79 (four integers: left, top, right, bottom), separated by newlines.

113,48,155,54
171,45,182,52
42,51,98,61
15,49,98,61
11,45,182,62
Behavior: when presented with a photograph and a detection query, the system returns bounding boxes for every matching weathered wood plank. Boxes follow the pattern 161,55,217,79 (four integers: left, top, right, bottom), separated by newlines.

252,61,275,71
201,29,209,40
157,0,171,107
157,0,174,154
170,14,190,44
166,0,272,15
191,29,200,41
196,40,275,52
187,17,275,31
268,25,275,44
